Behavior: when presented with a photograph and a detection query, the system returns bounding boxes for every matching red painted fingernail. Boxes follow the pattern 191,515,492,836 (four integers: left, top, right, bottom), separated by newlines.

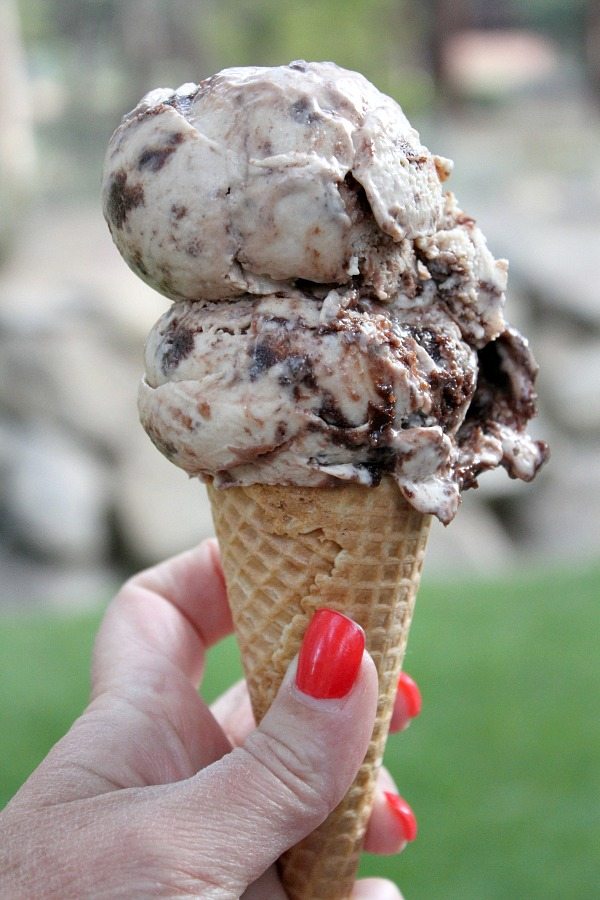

296,609,365,699
384,792,418,842
398,672,422,719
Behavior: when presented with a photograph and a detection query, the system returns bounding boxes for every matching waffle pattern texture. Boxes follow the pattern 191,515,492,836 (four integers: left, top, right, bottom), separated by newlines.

207,478,431,899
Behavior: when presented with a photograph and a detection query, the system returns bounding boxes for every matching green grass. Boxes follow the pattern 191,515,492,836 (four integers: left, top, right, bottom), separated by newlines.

1,566,598,898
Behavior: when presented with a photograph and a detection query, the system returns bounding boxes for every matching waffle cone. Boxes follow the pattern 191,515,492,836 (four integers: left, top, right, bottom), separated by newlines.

206,477,431,900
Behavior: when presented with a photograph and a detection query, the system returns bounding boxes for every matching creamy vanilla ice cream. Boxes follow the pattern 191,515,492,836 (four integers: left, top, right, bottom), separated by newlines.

103,61,451,302
102,61,548,523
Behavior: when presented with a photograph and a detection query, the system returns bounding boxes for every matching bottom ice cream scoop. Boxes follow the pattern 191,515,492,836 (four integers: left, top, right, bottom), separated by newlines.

139,284,547,524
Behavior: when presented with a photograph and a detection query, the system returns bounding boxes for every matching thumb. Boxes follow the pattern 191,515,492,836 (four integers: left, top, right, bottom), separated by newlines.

162,609,378,896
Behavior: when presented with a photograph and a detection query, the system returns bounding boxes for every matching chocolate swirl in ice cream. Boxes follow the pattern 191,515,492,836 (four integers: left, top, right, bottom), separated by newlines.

103,61,548,523
102,61,450,302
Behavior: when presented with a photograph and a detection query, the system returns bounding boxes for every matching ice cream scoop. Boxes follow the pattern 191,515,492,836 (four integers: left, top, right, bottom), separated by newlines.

102,60,451,302
138,286,475,519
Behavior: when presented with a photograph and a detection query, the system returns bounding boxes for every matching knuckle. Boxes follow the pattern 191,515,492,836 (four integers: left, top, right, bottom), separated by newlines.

241,727,334,827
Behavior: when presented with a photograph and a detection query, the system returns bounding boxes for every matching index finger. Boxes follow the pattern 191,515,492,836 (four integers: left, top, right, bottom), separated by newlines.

92,538,232,697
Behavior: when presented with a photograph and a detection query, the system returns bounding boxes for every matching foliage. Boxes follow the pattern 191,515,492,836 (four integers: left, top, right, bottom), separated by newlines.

17,0,434,116
512,0,588,42
204,0,433,112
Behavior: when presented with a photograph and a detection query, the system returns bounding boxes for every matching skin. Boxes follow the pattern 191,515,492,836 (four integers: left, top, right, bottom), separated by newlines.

0,540,416,898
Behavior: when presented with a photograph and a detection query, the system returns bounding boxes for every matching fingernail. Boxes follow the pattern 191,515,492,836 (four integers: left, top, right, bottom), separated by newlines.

398,671,422,719
296,609,365,700
384,792,418,842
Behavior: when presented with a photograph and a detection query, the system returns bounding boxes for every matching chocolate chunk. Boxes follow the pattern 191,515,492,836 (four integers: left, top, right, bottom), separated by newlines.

478,328,541,423
105,170,144,229
318,393,354,429
197,400,212,419
290,97,320,125
138,132,185,172
161,325,195,373
343,172,372,218
249,335,289,380
279,355,315,388
367,401,395,446
405,325,444,364
359,449,396,484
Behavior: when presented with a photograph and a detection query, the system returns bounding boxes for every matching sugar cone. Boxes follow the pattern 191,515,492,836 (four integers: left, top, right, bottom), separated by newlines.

206,477,431,900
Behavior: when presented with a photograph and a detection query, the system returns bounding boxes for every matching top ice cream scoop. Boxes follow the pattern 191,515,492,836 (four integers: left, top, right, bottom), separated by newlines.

102,60,452,303
102,61,548,522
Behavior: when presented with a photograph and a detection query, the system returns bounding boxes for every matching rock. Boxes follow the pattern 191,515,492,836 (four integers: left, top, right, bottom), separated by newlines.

0,298,143,457
44,322,142,456
4,425,110,564
0,546,118,612
516,438,600,565
114,426,214,566
0,204,167,344
0,418,18,472
480,217,600,329
535,329,600,435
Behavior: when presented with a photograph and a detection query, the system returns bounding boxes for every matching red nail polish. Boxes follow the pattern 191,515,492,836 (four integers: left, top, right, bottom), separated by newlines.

384,792,418,842
296,609,365,700
398,672,422,719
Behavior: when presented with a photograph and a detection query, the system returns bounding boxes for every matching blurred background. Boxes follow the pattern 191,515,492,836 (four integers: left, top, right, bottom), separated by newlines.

0,1,598,897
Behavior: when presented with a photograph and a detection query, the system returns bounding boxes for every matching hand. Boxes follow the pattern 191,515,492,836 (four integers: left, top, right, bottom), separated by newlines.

0,541,420,898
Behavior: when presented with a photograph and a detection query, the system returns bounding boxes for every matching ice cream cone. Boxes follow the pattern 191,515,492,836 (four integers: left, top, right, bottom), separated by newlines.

206,476,431,900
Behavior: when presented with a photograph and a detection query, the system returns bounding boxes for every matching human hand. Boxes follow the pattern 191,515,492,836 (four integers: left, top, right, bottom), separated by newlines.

0,541,420,898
